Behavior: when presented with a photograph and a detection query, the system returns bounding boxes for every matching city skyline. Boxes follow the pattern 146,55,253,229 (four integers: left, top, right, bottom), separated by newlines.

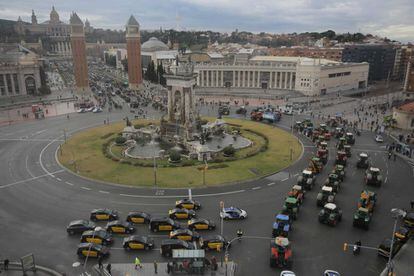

0,0,413,43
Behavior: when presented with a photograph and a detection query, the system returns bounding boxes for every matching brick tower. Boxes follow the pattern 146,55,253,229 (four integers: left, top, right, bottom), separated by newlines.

70,12,89,95
126,15,142,90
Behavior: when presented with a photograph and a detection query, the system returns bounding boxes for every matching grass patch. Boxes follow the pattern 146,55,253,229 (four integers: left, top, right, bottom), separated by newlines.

58,118,302,188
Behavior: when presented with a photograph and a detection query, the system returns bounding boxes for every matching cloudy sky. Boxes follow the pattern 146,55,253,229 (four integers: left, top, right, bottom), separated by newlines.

1,0,413,42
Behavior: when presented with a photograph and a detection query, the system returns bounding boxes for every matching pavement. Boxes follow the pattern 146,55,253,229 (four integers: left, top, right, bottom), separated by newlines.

0,96,413,275
379,238,414,276
92,262,235,276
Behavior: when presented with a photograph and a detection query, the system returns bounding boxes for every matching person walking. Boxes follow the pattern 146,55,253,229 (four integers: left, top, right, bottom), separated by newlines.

106,263,111,275
153,260,158,274
166,262,171,274
3,260,8,271
98,255,103,269
134,257,142,269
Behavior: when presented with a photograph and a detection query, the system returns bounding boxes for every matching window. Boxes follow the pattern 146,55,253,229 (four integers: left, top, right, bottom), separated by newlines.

0,74,5,95
13,74,19,94
6,74,12,94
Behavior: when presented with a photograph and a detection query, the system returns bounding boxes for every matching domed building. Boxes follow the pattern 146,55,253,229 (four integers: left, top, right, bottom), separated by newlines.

141,37,178,71
142,37,169,52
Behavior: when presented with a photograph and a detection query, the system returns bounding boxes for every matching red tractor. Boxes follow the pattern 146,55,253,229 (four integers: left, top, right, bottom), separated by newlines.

270,237,292,269
287,185,305,204
250,108,263,121
317,149,328,165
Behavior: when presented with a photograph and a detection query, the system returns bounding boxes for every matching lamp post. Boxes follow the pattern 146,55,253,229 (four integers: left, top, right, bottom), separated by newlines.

387,208,406,275
224,236,242,276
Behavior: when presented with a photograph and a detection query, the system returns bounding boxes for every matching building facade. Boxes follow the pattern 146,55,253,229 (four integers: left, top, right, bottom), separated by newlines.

270,47,343,62
393,102,414,130
0,45,41,97
125,15,143,90
342,44,396,81
194,56,368,96
70,12,89,91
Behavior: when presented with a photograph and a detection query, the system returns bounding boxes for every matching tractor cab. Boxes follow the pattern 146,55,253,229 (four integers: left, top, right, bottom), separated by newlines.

332,164,345,181
287,185,305,204
344,145,352,157
309,157,323,174
317,149,328,165
297,169,315,190
346,132,355,145
325,173,340,193
365,167,382,186
335,151,347,166
358,190,377,212
337,137,347,150
270,237,292,269
357,153,370,169
272,214,291,238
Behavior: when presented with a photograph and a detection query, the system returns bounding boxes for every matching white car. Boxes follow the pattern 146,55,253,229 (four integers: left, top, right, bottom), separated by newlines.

86,106,95,112
281,271,296,276
93,107,102,113
324,270,340,276
375,135,384,143
220,207,247,220
77,108,86,113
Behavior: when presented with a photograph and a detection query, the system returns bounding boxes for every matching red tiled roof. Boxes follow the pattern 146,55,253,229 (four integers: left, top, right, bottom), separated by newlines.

398,101,414,113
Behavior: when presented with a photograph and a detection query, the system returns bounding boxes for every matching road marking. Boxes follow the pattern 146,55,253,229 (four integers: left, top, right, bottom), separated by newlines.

267,182,276,186
293,173,299,177
56,178,62,181
243,235,273,240
65,181,74,186
385,177,388,183
110,201,171,206
0,138,65,142
81,187,91,191
119,189,246,199
252,186,261,190
281,178,289,182
99,190,109,194
0,170,64,189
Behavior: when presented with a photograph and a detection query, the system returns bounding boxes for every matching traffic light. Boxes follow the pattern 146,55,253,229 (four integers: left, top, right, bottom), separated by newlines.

343,243,348,251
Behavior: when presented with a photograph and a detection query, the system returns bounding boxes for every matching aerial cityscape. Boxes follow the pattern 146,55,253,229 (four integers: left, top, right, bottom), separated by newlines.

0,1,413,276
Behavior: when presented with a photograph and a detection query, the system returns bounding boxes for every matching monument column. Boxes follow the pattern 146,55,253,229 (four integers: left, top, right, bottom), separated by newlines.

221,70,224,87
257,71,261,88
232,71,235,87
269,72,273,89
125,15,143,90
70,12,89,93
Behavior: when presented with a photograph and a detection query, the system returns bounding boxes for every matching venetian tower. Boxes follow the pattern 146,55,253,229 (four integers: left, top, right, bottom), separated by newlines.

70,12,89,95
125,15,143,90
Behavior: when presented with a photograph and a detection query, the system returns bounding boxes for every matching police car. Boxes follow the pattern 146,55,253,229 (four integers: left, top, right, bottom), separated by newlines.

220,207,247,220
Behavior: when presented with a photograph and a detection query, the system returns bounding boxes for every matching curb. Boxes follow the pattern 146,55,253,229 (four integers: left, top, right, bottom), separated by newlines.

1,261,63,276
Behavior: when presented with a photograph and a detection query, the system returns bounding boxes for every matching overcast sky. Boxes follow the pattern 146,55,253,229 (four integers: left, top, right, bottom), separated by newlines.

1,0,413,42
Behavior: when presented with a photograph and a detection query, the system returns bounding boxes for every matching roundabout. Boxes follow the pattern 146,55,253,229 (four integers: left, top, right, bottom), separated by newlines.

57,118,302,187
0,103,413,276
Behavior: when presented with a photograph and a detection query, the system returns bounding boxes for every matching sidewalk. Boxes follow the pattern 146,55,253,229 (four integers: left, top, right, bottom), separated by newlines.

380,238,414,276
93,262,236,276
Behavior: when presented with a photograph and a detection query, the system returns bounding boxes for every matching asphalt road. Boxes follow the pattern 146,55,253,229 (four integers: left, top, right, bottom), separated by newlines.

0,105,413,276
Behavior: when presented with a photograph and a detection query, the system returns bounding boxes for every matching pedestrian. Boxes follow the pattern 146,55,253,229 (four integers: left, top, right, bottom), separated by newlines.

3,259,8,271
166,262,171,274
98,255,103,269
134,257,142,269
388,151,391,160
154,260,158,274
106,263,111,275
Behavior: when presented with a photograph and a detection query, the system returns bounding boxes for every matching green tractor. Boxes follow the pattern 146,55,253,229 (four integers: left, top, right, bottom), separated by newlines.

332,165,345,182
324,173,340,193
353,207,372,230
282,197,300,220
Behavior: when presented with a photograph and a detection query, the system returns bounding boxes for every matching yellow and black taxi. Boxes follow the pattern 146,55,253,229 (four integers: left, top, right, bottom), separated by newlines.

67,220,96,235
169,228,200,242
149,217,181,232
105,220,135,234
175,198,201,210
77,243,110,258
160,239,195,257
168,208,196,220
199,235,229,251
395,226,413,243
123,235,154,250
188,218,216,231
80,229,113,245
90,209,119,221
404,211,414,228
126,211,151,224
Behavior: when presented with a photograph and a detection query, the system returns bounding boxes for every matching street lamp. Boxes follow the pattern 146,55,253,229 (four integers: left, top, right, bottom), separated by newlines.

387,208,406,275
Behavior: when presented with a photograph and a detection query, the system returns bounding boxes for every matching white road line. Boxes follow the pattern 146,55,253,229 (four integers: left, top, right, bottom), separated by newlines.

293,173,299,177
267,182,276,186
56,178,62,181
99,190,109,194
385,177,388,183
0,138,65,142
0,170,65,189
252,186,261,190
81,187,91,191
65,182,74,186
110,201,171,206
281,178,289,182
119,189,246,199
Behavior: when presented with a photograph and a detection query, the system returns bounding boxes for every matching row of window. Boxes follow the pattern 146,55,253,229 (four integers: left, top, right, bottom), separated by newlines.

328,72,351,78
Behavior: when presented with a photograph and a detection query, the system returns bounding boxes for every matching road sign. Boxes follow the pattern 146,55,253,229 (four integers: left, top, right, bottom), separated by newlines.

20,253,36,273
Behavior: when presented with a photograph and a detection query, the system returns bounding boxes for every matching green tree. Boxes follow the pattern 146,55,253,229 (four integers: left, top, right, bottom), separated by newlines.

145,60,157,83
121,58,128,72
157,62,166,86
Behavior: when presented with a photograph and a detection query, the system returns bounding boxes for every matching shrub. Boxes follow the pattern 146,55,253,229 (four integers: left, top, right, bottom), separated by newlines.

115,136,127,145
223,145,236,157
169,150,181,162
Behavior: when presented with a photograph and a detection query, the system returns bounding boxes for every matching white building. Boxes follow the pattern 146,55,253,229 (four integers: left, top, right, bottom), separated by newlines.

194,56,369,96
141,37,178,70
0,45,41,97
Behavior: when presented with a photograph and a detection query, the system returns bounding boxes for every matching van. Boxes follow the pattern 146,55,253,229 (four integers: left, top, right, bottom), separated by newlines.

160,239,194,257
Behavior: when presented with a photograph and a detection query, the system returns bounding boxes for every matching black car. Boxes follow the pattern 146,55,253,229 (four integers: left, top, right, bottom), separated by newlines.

105,220,135,234
126,211,151,224
199,235,229,251
160,239,195,257
149,217,181,232
123,235,154,250
77,243,110,258
80,229,113,245
90,209,119,221
175,199,201,210
67,220,96,235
